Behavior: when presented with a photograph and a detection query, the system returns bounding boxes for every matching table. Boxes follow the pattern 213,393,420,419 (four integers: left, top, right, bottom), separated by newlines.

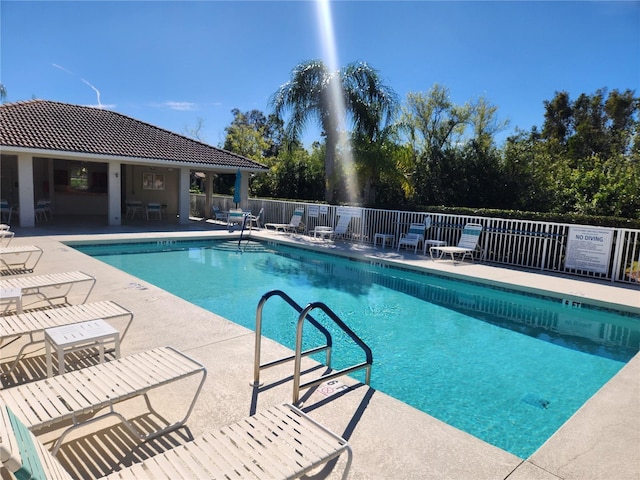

423,239,447,256
374,233,395,249
0,287,22,313
45,319,120,377
313,226,334,240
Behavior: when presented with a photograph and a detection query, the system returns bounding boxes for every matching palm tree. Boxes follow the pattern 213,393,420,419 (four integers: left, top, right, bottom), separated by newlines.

271,60,397,203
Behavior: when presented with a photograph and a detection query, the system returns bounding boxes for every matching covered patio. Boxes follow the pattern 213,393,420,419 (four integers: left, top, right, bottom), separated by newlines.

0,99,268,228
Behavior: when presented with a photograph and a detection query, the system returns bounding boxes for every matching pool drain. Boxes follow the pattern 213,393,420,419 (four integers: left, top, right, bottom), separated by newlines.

521,392,550,409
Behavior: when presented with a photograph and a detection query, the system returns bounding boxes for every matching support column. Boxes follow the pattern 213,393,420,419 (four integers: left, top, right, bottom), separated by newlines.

108,162,122,226
177,167,190,224
205,172,213,219
44,157,54,216
17,154,35,227
241,172,249,211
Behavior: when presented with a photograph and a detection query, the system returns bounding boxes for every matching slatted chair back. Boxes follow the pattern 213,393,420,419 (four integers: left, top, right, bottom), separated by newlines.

334,215,351,237
406,223,425,240
457,223,483,249
1,400,73,480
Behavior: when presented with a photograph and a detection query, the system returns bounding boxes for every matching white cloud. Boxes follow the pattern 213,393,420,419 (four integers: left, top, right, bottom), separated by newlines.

52,63,73,74
164,101,197,111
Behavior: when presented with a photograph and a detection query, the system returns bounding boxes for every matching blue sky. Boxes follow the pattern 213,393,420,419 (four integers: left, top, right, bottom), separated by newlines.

2,1,638,147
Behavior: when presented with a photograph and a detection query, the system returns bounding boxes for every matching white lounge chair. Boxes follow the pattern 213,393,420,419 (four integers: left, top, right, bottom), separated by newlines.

0,245,44,273
1,346,207,456
0,226,15,247
430,223,483,263
1,300,133,375
1,398,74,479
397,222,426,253
1,399,352,480
0,271,96,312
265,207,305,233
312,215,351,240
333,214,352,240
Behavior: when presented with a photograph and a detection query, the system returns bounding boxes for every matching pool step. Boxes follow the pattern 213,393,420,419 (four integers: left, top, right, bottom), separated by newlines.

209,240,270,253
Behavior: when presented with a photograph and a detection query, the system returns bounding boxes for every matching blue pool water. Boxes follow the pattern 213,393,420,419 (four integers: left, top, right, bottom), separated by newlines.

74,239,640,458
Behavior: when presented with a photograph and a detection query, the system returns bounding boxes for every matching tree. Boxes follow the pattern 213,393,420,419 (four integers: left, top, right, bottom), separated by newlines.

223,108,287,159
271,60,397,203
399,85,472,205
0,84,6,103
537,89,640,216
250,142,325,201
352,125,407,206
183,117,207,142
223,109,269,160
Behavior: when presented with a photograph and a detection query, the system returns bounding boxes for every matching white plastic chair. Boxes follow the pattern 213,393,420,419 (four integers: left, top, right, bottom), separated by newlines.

249,207,264,229
265,207,305,233
397,222,426,253
430,223,483,263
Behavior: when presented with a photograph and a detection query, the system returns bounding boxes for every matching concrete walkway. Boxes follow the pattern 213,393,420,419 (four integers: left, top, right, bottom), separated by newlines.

1,220,638,479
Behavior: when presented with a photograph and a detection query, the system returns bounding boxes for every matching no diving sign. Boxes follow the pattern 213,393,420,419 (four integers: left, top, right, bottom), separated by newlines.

316,379,350,398
564,227,613,274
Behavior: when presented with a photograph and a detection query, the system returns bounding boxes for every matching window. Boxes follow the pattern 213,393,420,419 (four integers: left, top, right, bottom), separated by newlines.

70,166,89,190
143,173,165,190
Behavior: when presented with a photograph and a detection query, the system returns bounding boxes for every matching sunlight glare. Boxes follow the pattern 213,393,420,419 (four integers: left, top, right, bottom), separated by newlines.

316,0,359,204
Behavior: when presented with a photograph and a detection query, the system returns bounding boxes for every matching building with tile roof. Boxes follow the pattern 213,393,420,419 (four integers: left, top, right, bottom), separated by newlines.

0,99,268,226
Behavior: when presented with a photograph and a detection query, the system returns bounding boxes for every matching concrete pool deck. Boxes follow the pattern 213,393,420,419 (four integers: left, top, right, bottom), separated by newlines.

1,220,639,479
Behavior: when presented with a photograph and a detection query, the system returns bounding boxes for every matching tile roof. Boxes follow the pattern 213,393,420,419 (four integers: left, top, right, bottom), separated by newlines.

0,99,268,171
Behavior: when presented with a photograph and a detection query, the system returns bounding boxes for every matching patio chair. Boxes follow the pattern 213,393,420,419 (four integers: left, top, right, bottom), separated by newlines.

0,225,14,247
332,214,352,240
430,223,483,264
313,215,351,240
0,271,96,312
265,207,305,233
1,300,133,376
1,346,207,457
125,200,143,219
249,207,264,229
211,205,228,222
0,200,13,224
34,199,51,222
145,202,162,220
1,399,352,480
397,222,426,253
0,245,44,273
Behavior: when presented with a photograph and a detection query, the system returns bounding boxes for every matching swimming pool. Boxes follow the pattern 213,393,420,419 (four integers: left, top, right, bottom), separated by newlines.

74,239,640,459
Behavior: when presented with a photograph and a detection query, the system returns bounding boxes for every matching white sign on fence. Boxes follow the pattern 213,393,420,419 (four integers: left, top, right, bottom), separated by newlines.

336,206,362,219
564,227,613,274
307,205,328,218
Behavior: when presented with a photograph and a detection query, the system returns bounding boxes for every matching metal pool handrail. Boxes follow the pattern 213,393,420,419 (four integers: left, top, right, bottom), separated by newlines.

293,301,373,405
253,289,333,387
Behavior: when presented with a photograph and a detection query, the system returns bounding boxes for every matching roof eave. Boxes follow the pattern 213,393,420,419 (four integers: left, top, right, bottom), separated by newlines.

0,145,270,173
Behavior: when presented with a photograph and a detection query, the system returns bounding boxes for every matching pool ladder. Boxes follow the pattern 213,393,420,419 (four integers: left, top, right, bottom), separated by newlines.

252,290,373,405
